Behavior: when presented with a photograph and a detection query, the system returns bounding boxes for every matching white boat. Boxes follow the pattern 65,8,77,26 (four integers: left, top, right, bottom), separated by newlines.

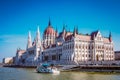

36,64,60,74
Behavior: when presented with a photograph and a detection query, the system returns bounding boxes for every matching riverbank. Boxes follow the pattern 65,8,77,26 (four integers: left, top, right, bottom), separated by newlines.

3,64,120,73
3,64,37,68
61,65,120,73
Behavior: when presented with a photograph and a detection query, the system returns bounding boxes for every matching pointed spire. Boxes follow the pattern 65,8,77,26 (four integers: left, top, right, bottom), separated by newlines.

37,26,40,33
56,26,58,37
36,26,40,41
62,24,66,37
48,18,51,26
73,26,76,36
109,31,112,42
36,26,41,47
109,31,112,37
28,31,31,39
27,31,32,49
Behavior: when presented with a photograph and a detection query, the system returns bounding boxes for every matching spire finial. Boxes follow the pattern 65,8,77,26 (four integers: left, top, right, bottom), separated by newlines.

36,26,41,47
37,25,40,33
28,30,31,38
36,26,40,40
73,26,76,36
109,31,112,37
27,30,32,49
48,17,51,26
109,31,112,42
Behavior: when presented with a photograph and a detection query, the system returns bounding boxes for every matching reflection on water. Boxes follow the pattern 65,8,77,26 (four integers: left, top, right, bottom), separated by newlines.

0,67,120,80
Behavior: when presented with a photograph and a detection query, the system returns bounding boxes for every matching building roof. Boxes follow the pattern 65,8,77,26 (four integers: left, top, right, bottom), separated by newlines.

17,50,26,54
76,34,91,41
44,26,56,35
103,38,110,43
65,34,73,41
91,30,99,40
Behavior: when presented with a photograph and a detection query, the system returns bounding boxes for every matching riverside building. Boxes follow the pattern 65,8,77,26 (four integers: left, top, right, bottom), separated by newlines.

14,20,115,66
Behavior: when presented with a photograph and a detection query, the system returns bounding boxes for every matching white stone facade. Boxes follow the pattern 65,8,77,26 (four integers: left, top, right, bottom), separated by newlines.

43,29,114,65
14,20,115,66
3,57,13,64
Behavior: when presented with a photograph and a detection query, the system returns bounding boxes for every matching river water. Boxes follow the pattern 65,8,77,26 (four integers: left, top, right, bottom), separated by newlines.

0,67,120,80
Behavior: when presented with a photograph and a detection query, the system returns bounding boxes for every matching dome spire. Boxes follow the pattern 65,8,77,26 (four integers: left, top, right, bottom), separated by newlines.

48,18,51,26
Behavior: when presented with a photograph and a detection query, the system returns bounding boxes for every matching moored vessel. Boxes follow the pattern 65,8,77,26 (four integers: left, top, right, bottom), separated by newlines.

36,63,60,74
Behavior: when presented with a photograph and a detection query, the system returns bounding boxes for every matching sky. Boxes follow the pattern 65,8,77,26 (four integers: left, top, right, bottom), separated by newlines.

0,0,120,62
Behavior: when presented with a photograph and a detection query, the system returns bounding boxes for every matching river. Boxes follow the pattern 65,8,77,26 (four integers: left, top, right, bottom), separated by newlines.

0,67,120,80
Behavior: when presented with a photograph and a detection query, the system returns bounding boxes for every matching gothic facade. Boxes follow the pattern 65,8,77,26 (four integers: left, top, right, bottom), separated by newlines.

14,20,115,66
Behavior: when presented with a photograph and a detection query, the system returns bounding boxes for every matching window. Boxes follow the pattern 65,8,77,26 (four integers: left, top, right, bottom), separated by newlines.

52,55,56,60
89,54,90,58
102,46,104,49
86,46,87,49
86,54,87,57
92,45,94,49
89,45,90,49
79,45,81,49
82,54,84,57
76,45,78,49
44,56,48,61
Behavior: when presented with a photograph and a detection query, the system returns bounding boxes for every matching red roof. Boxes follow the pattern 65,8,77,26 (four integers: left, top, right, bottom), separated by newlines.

103,38,110,43
57,31,73,39
76,34,91,41
44,26,56,35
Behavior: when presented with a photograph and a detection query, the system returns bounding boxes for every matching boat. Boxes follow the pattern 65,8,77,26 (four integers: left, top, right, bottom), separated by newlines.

36,63,60,74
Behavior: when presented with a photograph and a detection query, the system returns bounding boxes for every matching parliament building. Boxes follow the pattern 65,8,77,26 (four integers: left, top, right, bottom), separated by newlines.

14,20,115,66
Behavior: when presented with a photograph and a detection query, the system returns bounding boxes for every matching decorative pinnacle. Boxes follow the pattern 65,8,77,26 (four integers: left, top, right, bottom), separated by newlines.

48,18,51,26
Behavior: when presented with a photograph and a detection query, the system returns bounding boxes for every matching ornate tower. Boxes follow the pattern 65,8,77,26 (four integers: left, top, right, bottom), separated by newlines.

43,19,56,48
109,31,112,42
60,24,66,39
26,31,32,49
34,26,43,61
35,26,41,47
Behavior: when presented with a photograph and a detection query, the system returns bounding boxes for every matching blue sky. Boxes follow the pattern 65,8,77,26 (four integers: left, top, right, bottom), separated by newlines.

0,0,120,62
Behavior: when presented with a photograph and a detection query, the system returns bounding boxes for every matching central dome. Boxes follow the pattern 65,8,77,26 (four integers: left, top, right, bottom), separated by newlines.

44,19,56,35
44,26,56,35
